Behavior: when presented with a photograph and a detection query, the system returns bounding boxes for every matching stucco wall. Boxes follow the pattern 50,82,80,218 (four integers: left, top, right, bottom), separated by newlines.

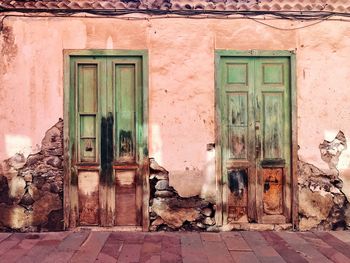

1,16,350,201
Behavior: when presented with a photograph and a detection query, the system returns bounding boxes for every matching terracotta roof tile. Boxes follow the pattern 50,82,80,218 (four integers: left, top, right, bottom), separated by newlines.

1,0,350,14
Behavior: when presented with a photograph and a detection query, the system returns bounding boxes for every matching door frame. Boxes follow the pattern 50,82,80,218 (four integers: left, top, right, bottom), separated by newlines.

214,50,298,229
63,50,149,230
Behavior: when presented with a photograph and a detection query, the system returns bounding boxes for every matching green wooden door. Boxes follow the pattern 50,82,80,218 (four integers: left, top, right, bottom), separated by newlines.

219,56,291,224
68,55,146,227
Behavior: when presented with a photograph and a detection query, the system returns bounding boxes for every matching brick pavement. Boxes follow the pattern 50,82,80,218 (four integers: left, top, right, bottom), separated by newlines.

1,231,350,262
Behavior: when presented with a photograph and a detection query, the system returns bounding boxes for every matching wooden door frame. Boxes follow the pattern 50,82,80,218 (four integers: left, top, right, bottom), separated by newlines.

214,50,298,229
63,50,149,231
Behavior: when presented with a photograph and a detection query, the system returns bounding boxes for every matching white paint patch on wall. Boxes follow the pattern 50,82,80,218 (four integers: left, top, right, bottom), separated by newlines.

149,124,163,165
106,36,113,49
200,147,216,202
5,134,33,157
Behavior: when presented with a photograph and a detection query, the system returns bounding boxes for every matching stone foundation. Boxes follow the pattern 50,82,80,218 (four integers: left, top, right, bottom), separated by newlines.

149,158,216,231
1,120,350,232
148,131,350,232
0,119,64,232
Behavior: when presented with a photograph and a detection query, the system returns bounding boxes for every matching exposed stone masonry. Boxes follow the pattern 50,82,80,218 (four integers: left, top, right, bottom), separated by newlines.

1,120,350,232
0,119,64,231
149,158,216,231
298,131,350,231
149,131,350,232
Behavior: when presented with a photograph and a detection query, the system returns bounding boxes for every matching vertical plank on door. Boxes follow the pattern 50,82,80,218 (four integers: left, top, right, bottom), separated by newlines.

226,91,249,222
255,57,291,223
220,57,256,224
99,58,109,227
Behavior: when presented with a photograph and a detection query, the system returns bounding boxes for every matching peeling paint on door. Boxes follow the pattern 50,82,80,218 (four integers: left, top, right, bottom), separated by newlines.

217,52,293,226
67,52,147,228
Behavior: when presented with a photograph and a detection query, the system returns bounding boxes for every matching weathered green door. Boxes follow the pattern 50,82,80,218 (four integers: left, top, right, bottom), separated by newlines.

66,53,148,228
219,56,291,224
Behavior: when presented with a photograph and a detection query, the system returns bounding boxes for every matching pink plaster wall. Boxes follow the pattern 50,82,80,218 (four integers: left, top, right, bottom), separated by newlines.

1,16,350,199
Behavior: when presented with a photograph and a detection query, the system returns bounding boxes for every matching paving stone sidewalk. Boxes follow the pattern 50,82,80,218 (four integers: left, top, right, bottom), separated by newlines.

1,230,350,262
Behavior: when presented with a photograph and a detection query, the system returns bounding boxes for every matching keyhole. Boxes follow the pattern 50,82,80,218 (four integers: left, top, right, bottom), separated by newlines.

264,180,270,193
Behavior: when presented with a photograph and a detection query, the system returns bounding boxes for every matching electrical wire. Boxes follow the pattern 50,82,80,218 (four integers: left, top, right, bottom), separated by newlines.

1,8,350,31
0,6,349,19
247,15,332,30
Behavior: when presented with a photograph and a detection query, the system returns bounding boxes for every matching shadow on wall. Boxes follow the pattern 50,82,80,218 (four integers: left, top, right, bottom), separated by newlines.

0,119,64,232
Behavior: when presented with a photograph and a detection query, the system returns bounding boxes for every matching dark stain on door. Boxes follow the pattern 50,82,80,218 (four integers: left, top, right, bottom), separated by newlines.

119,130,133,157
220,56,292,224
100,112,114,185
228,169,248,197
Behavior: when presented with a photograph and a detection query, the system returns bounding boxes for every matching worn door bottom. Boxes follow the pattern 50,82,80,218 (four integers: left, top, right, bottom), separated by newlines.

75,226,143,232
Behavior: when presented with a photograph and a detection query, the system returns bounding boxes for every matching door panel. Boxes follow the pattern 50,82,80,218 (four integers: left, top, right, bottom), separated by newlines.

228,93,248,160
227,169,248,222
70,55,144,227
262,168,283,215
78,171,99,225
220,56,291,224
77,64,98,112
262,93,284,159
115,170,138,226
76,62,100,164
115,64,136,162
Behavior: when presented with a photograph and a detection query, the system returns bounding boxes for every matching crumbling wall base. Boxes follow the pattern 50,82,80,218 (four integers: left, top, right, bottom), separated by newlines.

298,131,350,231
149,158,216,231
0,119,64,232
